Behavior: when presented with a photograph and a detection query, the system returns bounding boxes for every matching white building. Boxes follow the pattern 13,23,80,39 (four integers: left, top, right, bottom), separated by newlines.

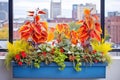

50,0,62,19
77,3,97,20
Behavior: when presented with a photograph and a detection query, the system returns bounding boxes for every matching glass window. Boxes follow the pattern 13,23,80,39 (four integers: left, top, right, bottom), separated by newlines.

13,0,100,40
0,0,8,50
105,0,120,56
105,0,120,48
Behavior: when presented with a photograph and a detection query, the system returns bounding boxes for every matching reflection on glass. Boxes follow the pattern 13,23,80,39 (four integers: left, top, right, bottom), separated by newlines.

0,52,6,56
0,0,8,49
105,0,120,49
13,0,100,40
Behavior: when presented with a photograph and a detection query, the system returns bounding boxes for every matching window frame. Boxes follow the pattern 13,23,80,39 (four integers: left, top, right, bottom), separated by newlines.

1,0,118,52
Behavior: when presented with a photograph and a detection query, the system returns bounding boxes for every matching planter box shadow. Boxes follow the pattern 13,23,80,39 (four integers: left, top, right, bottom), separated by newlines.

12,62,107,79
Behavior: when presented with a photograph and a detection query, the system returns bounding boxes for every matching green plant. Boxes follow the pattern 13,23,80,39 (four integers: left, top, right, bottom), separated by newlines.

5,8,112,72
53,48,67,70
5,40,33,69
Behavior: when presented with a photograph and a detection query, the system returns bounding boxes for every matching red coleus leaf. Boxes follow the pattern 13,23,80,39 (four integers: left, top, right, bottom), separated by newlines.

92,50,97,54
51,48,55,54
28,11,34,14
42,52,47,57
35,15,40,22
94,60,98,63
60,48,64,53
69,55,76,61
28,11,34,16
38,10,46,14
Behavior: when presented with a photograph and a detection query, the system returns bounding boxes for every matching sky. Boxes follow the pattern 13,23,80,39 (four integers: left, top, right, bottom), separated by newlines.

0,0,120,18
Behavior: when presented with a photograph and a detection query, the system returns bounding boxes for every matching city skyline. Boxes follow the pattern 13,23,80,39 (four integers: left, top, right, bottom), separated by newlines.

0,0,120,18
13,0,100,18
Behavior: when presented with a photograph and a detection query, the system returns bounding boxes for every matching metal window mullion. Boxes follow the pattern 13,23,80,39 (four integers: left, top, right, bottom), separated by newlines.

101,0,105,38
9,0,13,43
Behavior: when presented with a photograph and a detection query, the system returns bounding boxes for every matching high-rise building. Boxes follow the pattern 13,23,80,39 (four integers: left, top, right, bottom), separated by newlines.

72,3,97,20
50,0,61,19
40,9,48,21
108,11,120,17
0,2,8,20
72,4,78,19
105,16,120,44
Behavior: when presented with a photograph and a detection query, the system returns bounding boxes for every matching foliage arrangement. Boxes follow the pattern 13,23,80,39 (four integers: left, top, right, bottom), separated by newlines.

5,8,112,71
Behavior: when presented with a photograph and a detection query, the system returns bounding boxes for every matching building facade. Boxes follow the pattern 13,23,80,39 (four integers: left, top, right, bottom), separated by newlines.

72,4,78,19
105,16,120,44
108,11,120,17
40,9,48,21
0,2,8,20
50,0,61,19
72,3,97,20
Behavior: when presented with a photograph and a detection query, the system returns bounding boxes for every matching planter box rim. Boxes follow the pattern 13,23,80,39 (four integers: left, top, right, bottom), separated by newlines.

12,61,107,67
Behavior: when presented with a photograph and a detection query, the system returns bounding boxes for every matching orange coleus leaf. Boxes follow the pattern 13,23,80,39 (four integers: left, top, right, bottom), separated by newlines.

34,32,41,39
63,24,70,39
56,24,64,33
39,22,48,31
31,23,41,34
24,21,31,25
20,32,31,40
84,8,90,16
63,23,69,29
47,31,54,42
95,22,102,33
64,29,70,39
70,30,78,45
79,35,89,43
31,34,39,43
71,30,78,39
79,31,88,39
41,31,48,37
71,39,78,45
31,31,47,44
19,23,33,40
79,32,89,42
38,10,46,14
85,16,94,29
39,37,47,43
76,20,84,25
90,30,101,41
50,27,55,32
77,25,86,33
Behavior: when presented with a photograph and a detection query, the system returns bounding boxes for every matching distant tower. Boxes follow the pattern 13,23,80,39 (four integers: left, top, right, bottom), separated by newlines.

50,0,62,19
40,8,48,21
72,4,78,19
77,3,97,20
0,2,8,20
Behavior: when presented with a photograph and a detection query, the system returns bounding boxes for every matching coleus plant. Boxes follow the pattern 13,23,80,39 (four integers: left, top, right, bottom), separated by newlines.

19,8,54,44
6,8,112,72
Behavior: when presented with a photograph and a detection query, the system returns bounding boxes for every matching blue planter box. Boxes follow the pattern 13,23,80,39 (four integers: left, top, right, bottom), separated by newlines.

12,62,107,79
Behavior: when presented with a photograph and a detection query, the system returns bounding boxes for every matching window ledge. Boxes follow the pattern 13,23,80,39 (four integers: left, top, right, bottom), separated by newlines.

112,56,120,59
0,56,5,60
